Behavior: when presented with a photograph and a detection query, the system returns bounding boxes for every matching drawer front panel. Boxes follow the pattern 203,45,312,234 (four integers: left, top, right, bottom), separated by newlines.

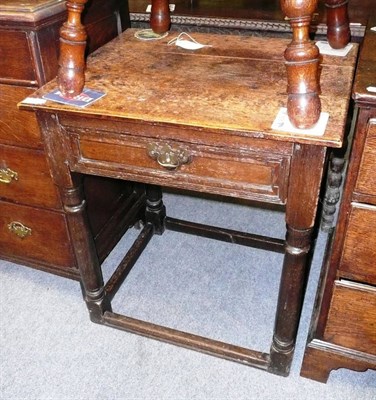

355,120,376,200
324,281,376,355
0,84,42,148
0,144,61,209
0,201,75,270
0,30,36,83
73,134,290,204
340,204,376,284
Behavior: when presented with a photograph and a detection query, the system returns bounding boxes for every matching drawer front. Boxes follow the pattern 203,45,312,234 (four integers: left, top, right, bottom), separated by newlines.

340,204,376,284
0,201,75,270
0,84,42,148
0,144,61,209
324,281,376,355
355,119,376,200
72,133,290,204
0,30,36,83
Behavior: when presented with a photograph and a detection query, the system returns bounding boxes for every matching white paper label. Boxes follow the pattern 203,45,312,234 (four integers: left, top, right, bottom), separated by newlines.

316,41,353,57
271,108,329,136
367,86,376,93
167,32,212,51
146,4,175,12
21,97,47,105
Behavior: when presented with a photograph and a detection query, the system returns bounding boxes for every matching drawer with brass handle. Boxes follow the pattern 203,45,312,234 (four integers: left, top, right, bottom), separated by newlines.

70,132,291,205
0,200,75,270
0,144,61,209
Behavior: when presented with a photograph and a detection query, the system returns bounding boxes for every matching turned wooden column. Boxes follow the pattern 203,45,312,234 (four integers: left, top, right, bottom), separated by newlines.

150,0,170,34
280,0,321,129
269,144,327,375
57,0,88,98
325,0,351,49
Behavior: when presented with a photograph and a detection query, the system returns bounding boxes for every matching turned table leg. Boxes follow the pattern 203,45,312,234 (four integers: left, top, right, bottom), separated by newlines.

57,0,89,98
280,0,321,129
325,0,351,49
269,143,327,376
37,111,110,322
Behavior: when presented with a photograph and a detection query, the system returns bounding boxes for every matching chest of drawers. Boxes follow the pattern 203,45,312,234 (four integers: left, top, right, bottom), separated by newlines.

301,18,376,382
0,0,142,279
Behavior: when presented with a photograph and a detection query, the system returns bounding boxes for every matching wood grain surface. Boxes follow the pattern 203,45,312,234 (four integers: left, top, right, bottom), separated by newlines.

25,29,358,148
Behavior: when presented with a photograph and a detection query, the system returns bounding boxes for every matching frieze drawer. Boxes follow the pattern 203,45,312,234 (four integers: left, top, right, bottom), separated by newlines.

70,132,290,205
0,200,75,270
0,144,61,209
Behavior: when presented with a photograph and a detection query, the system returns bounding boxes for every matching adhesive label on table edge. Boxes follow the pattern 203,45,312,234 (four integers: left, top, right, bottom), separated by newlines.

271,108,329,136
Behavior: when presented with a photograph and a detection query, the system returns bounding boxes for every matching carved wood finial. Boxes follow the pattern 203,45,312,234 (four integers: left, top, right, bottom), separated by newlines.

150,0,171,34
57,0,88,98
325,0,351,49
280,0,321,129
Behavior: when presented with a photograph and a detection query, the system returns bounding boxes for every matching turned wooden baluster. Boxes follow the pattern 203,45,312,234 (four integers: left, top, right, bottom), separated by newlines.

280,0,321,129
150,0,171,34
325,0,351,49
57,0,88,98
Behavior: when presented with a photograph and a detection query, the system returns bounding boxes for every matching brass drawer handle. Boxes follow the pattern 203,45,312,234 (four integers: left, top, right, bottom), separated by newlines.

0,168,18,184
8,221,32,239
147,142,192,170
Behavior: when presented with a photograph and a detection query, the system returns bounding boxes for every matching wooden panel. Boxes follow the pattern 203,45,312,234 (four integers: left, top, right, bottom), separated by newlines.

355,120,376,201
0,84,41,148
323,281,376,355
72,134,290,204
0,30,35,82
0,144,61,209
340,204,376,284
0,200,75,270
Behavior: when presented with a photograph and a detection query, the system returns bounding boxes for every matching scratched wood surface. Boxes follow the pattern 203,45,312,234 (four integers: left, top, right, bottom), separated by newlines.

26,29,358,147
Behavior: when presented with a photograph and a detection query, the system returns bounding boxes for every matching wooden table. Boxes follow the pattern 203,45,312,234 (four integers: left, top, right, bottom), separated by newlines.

56,0,352,131
22,29,358,376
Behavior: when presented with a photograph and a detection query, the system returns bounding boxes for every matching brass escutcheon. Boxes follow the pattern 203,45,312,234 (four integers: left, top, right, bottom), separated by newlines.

147,142,192,170
0,168,18,184
8,221,32,239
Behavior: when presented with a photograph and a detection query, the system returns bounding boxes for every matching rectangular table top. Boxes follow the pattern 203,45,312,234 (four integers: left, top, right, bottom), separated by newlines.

23,29,358,148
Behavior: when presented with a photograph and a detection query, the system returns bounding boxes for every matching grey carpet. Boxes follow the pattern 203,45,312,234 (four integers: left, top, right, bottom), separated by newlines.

1,192,375,399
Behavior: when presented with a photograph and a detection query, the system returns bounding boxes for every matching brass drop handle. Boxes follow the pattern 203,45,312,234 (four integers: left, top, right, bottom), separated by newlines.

8,221,32,239
147,142,192,170
0,168,18,184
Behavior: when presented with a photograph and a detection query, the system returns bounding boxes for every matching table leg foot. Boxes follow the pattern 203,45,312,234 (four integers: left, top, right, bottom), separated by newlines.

325,0,351,49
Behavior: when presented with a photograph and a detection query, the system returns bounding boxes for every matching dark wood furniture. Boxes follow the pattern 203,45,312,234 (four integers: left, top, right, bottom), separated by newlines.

22,27,357,375
129,0,367,41
301,17,376,382
0,0,144,279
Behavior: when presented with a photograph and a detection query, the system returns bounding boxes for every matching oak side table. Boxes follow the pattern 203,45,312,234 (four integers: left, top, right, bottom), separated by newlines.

22,29,358,376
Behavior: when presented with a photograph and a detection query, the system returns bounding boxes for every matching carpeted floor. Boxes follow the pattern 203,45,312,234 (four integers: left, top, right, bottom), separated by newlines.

0,192,375,399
